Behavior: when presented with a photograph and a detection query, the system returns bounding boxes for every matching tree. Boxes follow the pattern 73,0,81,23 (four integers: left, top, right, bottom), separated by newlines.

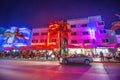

111,14,120,31
48,20,72,55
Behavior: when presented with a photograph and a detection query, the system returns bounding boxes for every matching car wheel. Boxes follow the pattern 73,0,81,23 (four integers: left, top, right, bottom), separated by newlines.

84,60,90,65
63,59,68,65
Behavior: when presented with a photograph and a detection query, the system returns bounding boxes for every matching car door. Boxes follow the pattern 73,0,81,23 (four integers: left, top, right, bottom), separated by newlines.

68,55,77,63
75,54,85,63
70,54,82,63
72,56,78,63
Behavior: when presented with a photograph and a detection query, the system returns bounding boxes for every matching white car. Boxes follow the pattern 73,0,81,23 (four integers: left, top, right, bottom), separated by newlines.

60,54,93,65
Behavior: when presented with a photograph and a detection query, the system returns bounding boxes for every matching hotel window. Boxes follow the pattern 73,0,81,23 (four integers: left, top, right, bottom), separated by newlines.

102,39,109,43
32,40,38,43
71,32,77,35
100,30,106,34
84,40,90,43
41,32,47,35
71,40,77,43
40,39,47,43
81,24,87,27
98,21,104,26
71,25,76,28
52,39,56,42
33,33,39,36
83,31,89,35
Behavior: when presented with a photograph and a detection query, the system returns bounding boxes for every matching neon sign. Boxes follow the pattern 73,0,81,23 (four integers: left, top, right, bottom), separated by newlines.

0,27,31,48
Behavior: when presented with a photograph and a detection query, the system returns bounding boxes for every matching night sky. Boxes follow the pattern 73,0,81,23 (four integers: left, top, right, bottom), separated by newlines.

0,0,120,30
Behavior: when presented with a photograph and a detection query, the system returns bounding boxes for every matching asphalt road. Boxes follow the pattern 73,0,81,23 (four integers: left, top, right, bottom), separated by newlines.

0,59,120,80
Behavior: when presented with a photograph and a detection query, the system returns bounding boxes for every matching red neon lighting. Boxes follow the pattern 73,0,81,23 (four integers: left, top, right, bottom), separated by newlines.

48,42,56,45
47,32,50,46
57,31,60,39
31,43,45,45
49,24,54,28
51,28,56,30
54,24,59,27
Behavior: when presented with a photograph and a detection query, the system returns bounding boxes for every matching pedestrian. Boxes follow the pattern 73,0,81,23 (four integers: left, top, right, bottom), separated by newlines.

100,51,104,61
57,54,61,60
51,54,55,61
113,53,116,60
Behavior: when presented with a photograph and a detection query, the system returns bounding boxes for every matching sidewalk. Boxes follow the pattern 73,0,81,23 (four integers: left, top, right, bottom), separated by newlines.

93,58,120,63
0,57,120,63
0,57,59,62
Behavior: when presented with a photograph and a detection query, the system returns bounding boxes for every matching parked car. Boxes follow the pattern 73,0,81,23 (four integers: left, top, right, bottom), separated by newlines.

59,54,93,65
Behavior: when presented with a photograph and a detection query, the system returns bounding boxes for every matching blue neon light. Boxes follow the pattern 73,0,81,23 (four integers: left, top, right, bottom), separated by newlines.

0,27,31,48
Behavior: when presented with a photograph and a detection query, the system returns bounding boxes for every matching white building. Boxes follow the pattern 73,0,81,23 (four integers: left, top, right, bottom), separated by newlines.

67,16,110,46
30,16,117,55
116,35,120,44
66,16,117,55
30,27,58,47
30,28,48,46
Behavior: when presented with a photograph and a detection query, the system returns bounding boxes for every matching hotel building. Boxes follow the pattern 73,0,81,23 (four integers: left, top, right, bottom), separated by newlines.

30,16,117,55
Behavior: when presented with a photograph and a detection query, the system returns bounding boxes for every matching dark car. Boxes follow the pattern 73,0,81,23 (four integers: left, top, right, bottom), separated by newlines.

59,54,93,65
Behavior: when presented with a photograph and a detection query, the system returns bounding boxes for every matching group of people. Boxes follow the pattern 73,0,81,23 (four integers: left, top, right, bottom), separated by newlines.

1,50,120,62
99,51,120,62
73,51,120,62
0,50,61,61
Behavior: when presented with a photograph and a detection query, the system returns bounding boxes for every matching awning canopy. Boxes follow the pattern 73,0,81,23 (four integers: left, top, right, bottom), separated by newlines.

20,46,36,50
4,47,13,50
97,44,116,48
84,44,97,48
34,45,56,50
115,43,120,47
62,45,85,48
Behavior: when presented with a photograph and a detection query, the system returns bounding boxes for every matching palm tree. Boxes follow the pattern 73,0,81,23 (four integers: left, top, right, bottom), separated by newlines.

111,14,120,31
48,20,72,55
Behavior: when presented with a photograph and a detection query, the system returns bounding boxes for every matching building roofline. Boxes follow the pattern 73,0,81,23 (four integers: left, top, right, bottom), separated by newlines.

67,18,88,21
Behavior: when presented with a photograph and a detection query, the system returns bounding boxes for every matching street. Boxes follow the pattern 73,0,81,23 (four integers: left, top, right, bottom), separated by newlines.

0,59,120,80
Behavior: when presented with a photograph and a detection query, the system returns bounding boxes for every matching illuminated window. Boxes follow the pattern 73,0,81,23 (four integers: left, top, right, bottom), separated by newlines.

98,21,104,25
52,39,56,42
81,24,87,27
40,39,47,43
100,30,106,34
71,25,76,28
102,39,109,43
83,31,89,35
71,40,77,43
71,32,76,35
84,40,90,43
32,40,38,43
33,33,39,36
41,32,47,35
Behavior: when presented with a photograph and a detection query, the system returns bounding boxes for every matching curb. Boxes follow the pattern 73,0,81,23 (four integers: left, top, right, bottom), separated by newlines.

93,61,120,63
1,58,120,63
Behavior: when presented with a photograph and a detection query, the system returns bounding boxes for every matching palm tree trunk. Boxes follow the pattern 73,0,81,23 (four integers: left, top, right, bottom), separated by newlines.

59,31,62,56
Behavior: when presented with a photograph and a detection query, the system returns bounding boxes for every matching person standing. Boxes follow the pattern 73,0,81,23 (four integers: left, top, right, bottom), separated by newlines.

100,51,104,61
51,53,55,61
